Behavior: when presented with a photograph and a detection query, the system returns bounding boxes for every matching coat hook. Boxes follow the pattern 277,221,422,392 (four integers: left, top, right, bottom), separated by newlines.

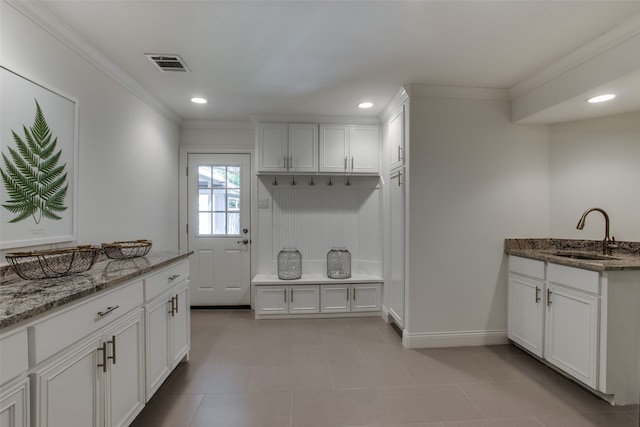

291,176,297,186
328,177,333,186
273,176,279,186
345,177,351,186
309,177,315,186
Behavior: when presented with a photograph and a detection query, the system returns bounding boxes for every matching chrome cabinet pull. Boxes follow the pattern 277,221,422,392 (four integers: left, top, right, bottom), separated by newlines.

283,155,287,169
346,287,349,301
168,274,180,282
398,145,402,161
535,286,541,303
97,342,107,372
97,306,119,318
289,155,293,169
108,335,116,365
351,157,354,170
353,288,356,301
168,297,175,316
547,289,552,307
344,157,347,170
174,294,179,314
284,289,287,303
290,289,294,303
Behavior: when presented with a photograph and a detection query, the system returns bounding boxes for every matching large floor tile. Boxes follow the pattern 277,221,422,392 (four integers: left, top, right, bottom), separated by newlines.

188,392,292,427
130,393,204,427
292,343,363,365
459,381,581,418
535,412,639,427
441,419,544,427
160,363,254,394
250,364,333,392
329,360,413,390
291,389,389,427
401,356,492,385
377,384,486,424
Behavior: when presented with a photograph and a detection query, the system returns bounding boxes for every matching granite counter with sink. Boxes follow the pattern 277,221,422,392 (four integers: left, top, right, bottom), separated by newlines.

504,238,640,272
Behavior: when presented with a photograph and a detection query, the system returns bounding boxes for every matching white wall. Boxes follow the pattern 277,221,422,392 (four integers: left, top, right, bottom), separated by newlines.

405,94,549,346
1,1,180,261
548,111,640,241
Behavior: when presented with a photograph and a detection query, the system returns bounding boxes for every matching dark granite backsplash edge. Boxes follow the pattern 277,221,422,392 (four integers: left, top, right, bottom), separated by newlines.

504,238,640,256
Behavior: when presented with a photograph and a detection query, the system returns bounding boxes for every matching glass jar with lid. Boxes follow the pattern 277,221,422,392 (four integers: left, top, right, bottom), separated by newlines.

327,247,351,279
277,248,302,280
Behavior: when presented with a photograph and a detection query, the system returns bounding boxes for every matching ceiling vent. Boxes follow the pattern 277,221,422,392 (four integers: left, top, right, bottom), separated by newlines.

145,54,190,72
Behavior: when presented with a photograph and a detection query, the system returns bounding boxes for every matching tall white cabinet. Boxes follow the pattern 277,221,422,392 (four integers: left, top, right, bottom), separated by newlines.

382,89,408,330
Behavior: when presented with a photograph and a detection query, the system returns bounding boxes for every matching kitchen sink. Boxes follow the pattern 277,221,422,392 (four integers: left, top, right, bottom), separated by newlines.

546,250,621,261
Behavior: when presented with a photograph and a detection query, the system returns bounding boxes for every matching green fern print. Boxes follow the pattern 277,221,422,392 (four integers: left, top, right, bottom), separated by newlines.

1,99,68,224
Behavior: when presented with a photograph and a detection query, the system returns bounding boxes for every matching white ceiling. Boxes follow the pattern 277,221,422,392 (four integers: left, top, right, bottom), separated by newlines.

40,0,640,123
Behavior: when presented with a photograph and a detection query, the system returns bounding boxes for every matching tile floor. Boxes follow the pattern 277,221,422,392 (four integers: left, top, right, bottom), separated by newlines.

131,309,640,427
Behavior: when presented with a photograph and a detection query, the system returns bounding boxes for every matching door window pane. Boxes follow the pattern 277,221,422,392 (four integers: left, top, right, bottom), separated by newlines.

196,164,242,236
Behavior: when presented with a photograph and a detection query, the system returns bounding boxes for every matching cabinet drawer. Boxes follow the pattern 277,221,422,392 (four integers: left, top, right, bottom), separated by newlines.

144,261,189,302
547,263,600,294
29,281,143,366
0,328,28,385
509,256,545,280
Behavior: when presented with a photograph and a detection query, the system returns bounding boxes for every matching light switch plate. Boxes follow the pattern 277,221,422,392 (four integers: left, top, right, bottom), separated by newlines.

258,198,270,209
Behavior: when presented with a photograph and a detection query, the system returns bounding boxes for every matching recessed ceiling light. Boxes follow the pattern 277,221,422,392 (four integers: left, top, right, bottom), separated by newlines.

191,97,208,104
587,94,616,103
358,102,373,109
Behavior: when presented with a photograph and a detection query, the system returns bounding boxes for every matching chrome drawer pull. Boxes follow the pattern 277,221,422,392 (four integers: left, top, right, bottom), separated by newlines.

97,306,119,318
168,274,180,282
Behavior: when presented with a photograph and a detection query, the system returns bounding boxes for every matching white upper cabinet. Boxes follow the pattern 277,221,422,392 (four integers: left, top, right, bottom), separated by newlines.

319,124,379,174
288,124,319,172
256,123,318,173
388,104,405,170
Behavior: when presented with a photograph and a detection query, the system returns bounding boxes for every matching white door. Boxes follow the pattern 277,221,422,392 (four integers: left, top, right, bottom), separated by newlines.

389,168,405,327
507,274,544,357
188,154,251,306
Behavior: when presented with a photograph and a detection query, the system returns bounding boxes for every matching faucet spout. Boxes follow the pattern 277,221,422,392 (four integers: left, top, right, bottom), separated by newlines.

576,207,614,255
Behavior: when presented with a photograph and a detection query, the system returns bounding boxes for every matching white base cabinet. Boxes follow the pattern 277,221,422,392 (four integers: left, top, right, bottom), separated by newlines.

256,285,320,316
508,255,640,405
0,256,191,427
255,282,382,319
0,378,29,427
545,282,599,388
31,309,145,427
320,283,381,313
144,265,190,401
507,257,545,357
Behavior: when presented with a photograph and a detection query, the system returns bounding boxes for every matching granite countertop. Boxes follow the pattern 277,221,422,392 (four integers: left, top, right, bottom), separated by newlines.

0,250,192,329
504,238,640,272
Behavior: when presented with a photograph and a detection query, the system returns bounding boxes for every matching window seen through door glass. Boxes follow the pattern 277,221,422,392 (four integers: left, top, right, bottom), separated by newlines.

197,165,241,236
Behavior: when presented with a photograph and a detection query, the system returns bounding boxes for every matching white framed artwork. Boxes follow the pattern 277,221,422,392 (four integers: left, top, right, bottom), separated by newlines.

0,65,78,249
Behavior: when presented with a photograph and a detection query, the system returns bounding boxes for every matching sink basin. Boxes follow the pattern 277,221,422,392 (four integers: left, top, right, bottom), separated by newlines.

546,250,621,261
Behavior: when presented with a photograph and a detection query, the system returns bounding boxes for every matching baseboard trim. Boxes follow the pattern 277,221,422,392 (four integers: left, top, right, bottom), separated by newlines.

402,329,508,349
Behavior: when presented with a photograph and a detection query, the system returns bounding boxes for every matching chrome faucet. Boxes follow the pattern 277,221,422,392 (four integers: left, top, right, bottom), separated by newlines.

576,207,616,255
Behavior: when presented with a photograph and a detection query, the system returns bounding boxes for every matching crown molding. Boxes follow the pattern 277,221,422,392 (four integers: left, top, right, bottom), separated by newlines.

511,12,640,100
7,0,182,125
404,84,510,100
378,86,409,123
181,120,255,130
249,114,380,125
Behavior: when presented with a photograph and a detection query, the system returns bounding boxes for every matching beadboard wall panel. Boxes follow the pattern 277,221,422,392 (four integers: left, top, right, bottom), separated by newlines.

256,177,381,276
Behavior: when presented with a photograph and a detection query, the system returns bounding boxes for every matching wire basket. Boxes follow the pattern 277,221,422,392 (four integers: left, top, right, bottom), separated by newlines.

6,246,102,280
101,240,152,259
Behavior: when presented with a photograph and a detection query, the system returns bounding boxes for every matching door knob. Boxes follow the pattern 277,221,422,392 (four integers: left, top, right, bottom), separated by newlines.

237,239,249,245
